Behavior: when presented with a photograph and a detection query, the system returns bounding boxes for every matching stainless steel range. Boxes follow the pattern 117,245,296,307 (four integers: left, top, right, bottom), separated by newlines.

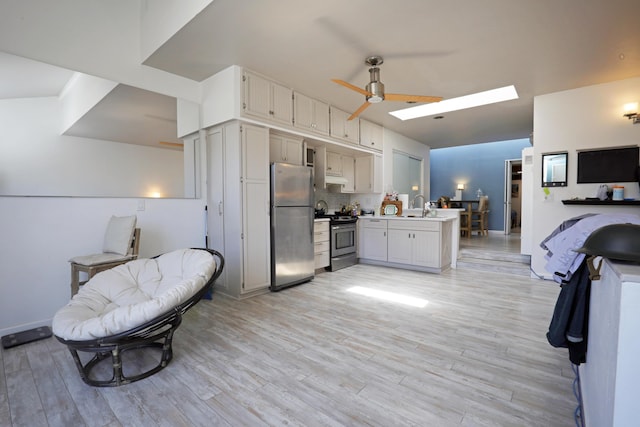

316,214,358,271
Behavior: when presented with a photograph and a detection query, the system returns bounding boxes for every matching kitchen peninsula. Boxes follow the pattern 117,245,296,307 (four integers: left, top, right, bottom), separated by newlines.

358,215,455,273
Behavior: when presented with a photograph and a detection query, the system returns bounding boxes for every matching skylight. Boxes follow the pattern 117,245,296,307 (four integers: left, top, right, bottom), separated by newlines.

389,85,518,121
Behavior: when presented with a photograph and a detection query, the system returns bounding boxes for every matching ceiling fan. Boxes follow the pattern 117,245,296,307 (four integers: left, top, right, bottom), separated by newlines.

332,56,443,120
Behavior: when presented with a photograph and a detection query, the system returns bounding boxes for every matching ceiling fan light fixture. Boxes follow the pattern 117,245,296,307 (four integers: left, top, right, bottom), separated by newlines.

366,66,385,103
366,80,385,103
389,85,519,120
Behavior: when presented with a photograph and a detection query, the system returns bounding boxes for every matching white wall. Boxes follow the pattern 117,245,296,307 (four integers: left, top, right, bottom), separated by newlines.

0,2,200,102
140,0,214,62
347,127,430,212
59,73,118,133
531,76,640,278
201,65,241,129
0,196,206,336
0,96,184,197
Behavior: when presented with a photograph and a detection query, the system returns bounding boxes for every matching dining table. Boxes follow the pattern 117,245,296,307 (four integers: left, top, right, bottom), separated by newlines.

449,199,480,214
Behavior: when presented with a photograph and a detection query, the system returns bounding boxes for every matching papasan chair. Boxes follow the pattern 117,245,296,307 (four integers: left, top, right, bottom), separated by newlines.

52,248,224,387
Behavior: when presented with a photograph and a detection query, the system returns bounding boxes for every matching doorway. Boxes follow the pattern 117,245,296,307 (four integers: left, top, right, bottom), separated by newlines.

504,159,522,235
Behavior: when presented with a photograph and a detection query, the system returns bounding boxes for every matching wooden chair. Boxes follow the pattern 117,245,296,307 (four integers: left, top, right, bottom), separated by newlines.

69,215,140,296
470,196,490,236
460,204,472,237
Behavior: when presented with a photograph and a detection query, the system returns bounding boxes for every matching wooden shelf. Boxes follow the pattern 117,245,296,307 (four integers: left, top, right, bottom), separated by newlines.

562,199,640,206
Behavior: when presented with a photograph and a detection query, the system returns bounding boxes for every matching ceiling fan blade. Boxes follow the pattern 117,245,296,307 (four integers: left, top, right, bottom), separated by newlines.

385,93,443,103
348,102,371,120
332,79,372,97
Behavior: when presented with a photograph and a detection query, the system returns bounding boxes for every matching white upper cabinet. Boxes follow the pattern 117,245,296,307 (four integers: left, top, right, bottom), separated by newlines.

326,151,343,176
341,155,355,193
293,92,330,136
330,106,359,144
359,119,383,152
243,70,293,126
269,132,303,165
355,154,382,193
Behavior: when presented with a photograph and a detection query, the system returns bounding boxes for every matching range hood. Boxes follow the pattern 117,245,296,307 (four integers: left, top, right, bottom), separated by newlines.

325,176,349,185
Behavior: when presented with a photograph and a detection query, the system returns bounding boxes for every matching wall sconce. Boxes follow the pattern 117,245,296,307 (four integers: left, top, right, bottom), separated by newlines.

411,185,419,191
623,102,639,124
455,183,464,200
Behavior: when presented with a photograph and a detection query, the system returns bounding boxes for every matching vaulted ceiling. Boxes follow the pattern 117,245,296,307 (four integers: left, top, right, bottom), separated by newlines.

2,0,640,149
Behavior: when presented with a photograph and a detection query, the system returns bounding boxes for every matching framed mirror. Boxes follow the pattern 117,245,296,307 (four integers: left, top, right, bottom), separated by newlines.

541,152,568,187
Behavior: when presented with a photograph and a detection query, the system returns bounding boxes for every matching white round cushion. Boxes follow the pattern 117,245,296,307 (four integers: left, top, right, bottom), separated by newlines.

53,249,216,341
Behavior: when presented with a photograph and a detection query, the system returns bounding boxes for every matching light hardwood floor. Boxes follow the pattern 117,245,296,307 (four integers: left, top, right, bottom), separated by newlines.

1,263,575,426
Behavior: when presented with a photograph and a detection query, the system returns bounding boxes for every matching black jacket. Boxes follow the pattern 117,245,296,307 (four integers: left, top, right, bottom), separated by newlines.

546,259,591,364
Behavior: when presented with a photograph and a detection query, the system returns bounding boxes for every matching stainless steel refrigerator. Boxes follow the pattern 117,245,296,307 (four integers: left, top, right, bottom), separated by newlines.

270,162,315,291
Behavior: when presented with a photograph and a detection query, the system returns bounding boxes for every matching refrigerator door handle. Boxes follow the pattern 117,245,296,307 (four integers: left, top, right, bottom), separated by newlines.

310,209,314,240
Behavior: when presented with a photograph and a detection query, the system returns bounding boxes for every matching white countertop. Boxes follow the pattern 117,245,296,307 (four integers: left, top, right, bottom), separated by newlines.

358,215,455,222
608,259,640,283
314,218,330,222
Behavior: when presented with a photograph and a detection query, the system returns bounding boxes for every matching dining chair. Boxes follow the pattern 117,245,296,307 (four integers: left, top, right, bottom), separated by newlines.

68,215,140,296
470,196,490,236
460,204,472,237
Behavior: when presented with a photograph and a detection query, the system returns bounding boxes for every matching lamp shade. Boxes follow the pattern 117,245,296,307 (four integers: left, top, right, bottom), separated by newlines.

457,183,465,190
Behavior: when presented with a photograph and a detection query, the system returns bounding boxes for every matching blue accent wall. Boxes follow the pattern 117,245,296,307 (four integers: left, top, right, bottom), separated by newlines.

430,138,531,231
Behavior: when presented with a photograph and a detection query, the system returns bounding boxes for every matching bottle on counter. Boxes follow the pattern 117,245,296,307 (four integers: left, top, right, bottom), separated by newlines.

352,201,360,216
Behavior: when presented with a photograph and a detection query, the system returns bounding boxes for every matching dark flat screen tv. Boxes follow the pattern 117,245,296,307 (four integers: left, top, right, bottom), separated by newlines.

576,146,639,184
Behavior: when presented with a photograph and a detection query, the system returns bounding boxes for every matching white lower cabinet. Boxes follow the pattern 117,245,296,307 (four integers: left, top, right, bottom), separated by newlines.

207,121,271,298
359,218,452,272
358,219,388,261
579,261,640,427
314,220,330,269
387,229,440,267
386,229,414,265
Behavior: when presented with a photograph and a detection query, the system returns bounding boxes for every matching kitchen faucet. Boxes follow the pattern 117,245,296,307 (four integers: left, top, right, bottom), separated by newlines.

410,194,427,217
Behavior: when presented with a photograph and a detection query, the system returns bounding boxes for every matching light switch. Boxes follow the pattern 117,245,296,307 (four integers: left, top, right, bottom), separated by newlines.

137,199,145,211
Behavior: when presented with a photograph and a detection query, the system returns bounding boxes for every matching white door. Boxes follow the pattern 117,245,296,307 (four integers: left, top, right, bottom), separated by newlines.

241,124,270,293
387,229,412,265
359,226,388,261
504,159,523,236
413,231,439,268
207,127,227,287
243,71,271,119
504,160,513,235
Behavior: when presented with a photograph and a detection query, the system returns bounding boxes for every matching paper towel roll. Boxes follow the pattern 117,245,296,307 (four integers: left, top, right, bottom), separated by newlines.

398,194,409,210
